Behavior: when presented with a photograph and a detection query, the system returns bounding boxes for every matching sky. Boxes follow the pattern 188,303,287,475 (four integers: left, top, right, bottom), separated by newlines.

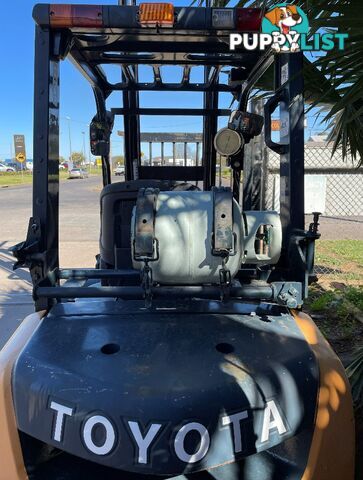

0,0,327,162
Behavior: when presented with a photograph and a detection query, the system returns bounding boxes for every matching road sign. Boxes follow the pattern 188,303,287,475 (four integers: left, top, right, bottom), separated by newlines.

96,158,102,166
271,120,281,131
271,119,307,131
16,152,26,163
13,134,26,163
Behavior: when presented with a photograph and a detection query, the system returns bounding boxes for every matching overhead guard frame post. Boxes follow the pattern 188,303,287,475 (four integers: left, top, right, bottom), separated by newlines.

272,52,309,288
275,53,305,263
68,46,112,187
32,25,61,311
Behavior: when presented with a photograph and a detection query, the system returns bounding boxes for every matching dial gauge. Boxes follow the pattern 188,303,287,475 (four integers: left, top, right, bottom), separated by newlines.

214,127,243,157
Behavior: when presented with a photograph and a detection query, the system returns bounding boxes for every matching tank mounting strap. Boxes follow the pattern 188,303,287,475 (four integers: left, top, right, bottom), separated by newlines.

212,187,234,256
133,188,159,261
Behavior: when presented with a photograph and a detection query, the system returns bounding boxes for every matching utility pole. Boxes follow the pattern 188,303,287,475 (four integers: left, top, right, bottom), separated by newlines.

66,116,72,164
82,131,86,165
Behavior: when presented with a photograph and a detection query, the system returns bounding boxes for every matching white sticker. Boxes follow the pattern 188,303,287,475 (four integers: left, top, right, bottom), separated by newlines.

261,400,287,443
50,401,74,442
281,63,289,85
82,415,116,455
221,410,248,453
128,421,163,464
174,422,210,463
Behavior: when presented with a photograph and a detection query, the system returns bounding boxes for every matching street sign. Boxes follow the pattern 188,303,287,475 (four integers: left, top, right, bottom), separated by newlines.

96,158,102,166
271,119,307,131
271,120,280,131
14,134,26,163
16,152,26,163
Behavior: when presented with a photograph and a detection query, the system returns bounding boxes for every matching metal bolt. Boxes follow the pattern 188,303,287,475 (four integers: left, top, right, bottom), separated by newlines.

278,293,287,302
286,298,298,309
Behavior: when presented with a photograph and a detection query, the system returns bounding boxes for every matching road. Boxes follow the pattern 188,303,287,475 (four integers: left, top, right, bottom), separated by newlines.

1,174,362,347
0,175,102,347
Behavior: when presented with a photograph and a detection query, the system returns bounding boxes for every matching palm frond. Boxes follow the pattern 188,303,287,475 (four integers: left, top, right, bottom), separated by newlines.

194,0,363,164
347,346,363,409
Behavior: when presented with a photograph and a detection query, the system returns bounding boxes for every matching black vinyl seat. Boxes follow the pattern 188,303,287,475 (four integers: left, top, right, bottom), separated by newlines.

99,179,200,275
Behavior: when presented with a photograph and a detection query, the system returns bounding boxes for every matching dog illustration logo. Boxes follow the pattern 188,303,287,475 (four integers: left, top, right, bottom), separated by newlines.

262,3,309,52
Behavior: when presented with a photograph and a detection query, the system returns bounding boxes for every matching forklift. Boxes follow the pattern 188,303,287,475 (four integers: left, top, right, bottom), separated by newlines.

1,2,355,479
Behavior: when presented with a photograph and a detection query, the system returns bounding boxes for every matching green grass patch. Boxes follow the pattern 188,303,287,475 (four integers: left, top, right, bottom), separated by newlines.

309,290,336,312
0,171,33,186
315,240,363,281
307,285,363,338
309,286,363,314
0,169,103,187
316,240,363,266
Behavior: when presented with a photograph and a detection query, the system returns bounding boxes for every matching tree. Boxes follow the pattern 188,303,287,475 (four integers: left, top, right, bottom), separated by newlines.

59,156,66,164
195,0,363,165
112,155,124,167
70,151,85,166
300,0,362,164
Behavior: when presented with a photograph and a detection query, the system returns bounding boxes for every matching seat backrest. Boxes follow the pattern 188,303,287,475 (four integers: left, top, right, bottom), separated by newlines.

100,180,200,271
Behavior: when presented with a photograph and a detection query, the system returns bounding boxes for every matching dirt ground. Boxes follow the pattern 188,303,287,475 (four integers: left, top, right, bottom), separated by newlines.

305,280,362,480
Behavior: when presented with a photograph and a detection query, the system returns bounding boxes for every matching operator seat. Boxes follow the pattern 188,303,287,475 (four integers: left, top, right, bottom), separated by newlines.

99,180,199,275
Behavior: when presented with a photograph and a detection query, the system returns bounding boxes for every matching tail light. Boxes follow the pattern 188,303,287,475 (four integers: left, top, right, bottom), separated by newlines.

139,3,174,28
236,8,262,32
49,5,103,28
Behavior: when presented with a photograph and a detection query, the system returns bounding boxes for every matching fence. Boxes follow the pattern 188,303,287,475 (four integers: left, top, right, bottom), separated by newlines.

263,142,363,277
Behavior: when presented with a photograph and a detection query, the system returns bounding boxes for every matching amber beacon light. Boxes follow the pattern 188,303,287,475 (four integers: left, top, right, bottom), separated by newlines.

139,3,174,27
49,5,103,28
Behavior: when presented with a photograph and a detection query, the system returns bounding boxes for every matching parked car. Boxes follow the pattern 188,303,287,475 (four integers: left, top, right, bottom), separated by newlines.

114,165,125,176
8,162,22,171
68,168,89,179
0,163,15,172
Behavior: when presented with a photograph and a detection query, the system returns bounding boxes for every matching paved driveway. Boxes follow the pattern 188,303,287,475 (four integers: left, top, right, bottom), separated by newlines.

0,175,102,347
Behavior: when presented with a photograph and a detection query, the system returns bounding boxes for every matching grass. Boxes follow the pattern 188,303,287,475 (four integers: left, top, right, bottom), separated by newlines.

315,240,363,281
0,168,103,187
306,239,362,346
306,284,363,343
316,240,363,265
0,171,34,186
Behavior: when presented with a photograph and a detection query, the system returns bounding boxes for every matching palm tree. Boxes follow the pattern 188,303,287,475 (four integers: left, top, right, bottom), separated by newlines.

301,0,363,163
194,0,363,164
347,348,363,410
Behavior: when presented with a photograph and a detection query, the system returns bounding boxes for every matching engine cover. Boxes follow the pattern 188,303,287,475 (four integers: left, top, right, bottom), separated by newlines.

12,299,318,476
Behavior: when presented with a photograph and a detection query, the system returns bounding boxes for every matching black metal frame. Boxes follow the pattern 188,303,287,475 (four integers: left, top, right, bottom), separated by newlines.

15,3,310,310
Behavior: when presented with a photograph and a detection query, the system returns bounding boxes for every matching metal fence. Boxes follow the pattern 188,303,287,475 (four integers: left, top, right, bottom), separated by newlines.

263,142,363,277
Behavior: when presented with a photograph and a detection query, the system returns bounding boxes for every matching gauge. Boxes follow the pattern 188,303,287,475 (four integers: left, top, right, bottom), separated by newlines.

214,127,243,157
